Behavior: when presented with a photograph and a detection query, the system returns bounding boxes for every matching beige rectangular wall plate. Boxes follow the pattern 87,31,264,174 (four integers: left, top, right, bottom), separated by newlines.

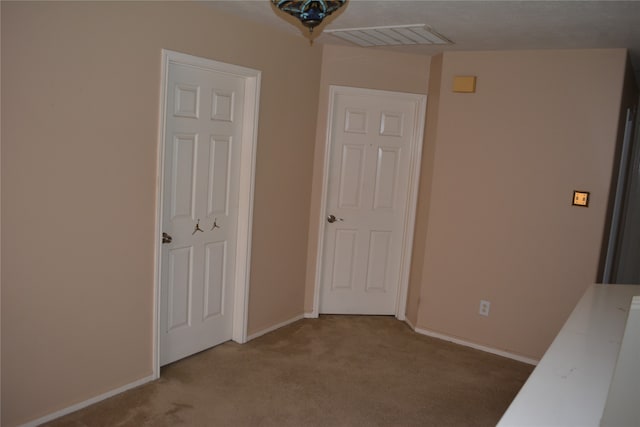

453,76,477,93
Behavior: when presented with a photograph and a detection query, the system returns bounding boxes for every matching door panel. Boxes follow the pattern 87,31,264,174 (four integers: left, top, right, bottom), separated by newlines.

211,91,234,121
331,229,358,290
208,136,231,217
168,246,192,330
373,147,400,210
171,135,196,219
174,84,200,118
204,241,226,319
380,112,404,137
365,231,391,292
338,145,365,208
345,109,368,134
320,89,422,315
160,61,245,366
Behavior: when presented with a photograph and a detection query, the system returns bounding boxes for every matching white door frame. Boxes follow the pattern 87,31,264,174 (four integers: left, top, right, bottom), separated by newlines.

153,49,261,377
311,85,427,319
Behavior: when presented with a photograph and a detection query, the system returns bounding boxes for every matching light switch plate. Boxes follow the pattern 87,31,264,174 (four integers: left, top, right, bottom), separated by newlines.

572,191,590,207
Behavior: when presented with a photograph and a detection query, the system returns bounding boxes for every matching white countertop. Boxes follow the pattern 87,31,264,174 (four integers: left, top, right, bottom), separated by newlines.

498,284,640,427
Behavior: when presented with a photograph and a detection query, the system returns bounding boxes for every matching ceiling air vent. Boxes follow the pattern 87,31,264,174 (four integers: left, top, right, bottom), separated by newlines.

324,24,452,47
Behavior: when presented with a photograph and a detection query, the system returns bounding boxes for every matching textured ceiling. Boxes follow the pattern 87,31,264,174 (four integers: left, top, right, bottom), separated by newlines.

208,1,640,84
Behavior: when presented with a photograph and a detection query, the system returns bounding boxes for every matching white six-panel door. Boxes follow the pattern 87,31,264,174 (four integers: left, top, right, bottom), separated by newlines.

320,87,425,315
160,61,245,365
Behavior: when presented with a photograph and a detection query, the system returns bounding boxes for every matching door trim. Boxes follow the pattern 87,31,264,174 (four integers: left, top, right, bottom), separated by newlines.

153,49,261,377
311,85,427,319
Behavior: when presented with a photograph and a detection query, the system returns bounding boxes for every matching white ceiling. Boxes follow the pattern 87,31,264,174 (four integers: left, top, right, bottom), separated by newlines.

208,0,640,84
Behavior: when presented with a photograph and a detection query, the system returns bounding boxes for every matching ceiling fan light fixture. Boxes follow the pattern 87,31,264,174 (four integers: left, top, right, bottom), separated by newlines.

272,0,346,34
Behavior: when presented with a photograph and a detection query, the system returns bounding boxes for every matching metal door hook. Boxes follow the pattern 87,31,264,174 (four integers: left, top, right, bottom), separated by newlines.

211,218,221,231
192,219,204,235
162,232,173,244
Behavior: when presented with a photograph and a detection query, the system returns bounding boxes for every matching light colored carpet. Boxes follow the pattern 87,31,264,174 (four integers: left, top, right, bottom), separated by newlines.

46,315,533,426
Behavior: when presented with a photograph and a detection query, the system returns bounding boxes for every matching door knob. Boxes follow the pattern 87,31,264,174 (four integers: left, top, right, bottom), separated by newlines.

162,232,173,244
327,214,343,223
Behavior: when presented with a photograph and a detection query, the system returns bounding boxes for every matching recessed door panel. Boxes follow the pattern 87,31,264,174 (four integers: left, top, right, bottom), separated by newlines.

365,231,391,292
204,241,226,320
211,91,234,122
338,145,365,209
380,111,404,137
208,136,231,217
174,84,200,119
345,108,367,134
167,246,192,331
373,147,400,211
331,230,357,290
171,135,197,220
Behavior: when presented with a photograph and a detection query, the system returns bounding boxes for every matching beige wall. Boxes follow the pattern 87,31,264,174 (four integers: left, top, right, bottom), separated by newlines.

304,44,430,313
2,2,636,424
1,2,321,426
412,49,630,360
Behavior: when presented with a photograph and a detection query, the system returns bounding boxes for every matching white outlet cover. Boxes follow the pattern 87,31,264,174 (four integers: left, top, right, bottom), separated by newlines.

479,300,491,316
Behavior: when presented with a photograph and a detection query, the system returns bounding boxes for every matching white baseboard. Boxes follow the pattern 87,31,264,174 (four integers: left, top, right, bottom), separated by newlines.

404,316,417,330
246,314,304,341
408,322,539,366
304,312,318,319
20,374,155,427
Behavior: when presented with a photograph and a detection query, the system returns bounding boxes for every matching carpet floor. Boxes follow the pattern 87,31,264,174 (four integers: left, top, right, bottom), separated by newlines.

46,315,533,427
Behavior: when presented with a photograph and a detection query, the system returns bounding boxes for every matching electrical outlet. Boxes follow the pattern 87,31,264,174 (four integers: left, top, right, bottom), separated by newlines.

479,300,491,317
